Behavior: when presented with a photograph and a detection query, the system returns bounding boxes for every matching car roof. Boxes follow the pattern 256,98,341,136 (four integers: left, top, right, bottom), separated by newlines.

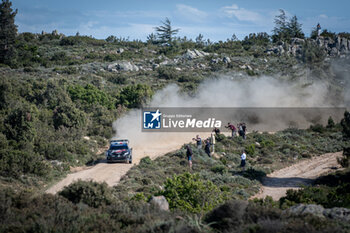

110,142,128,146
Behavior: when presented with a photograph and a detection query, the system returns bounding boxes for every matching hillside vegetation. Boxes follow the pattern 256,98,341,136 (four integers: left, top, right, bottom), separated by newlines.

1,1,350,231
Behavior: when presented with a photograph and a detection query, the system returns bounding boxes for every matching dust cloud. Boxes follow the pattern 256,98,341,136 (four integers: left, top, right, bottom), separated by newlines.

112,72,348,158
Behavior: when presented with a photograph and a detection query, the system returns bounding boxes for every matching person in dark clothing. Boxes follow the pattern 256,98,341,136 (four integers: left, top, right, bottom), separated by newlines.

192,135,202,149
225,123,236,137
212,127,220,135
186,145,193,170
204,139,211,157
317,23,321,37
242,123,247,140
238,123,243,137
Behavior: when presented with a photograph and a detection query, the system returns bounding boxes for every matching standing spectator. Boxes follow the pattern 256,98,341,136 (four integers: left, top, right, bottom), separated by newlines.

186,145,193,170
204,139,211,157
211,132,216,153
212,127,220,135
242,123,247,140
225,122,237,138
238,123,243,138
192,135,202,149
241,150,247,171
317,23,321,37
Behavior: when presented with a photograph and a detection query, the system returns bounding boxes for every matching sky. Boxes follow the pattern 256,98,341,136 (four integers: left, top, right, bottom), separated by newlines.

11,0,350,41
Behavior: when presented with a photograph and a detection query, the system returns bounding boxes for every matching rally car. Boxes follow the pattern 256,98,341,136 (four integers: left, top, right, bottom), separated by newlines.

106,139,132,164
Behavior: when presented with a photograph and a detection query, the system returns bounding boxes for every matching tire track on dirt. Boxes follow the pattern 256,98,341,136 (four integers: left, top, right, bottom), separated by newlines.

252,152,342,200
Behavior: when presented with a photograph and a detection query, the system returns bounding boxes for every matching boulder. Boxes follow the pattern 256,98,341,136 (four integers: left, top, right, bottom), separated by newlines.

287,204,350,222
340,38,348,52
182,49,209,60
223,56,231,64
116,48,124,54
107,61,139,72
290,38,305,45
211,58,221,64
330,47,339,57
287,204,325,218
149,196,169,211
323,207,350,221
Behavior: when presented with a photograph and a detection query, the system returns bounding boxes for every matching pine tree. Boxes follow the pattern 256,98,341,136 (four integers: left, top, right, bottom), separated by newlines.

0,0,17,65
154,18,179,46
272,9,288,42
288,15,304,39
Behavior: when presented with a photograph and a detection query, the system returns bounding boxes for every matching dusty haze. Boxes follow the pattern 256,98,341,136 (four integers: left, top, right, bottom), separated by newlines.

112,72,348,157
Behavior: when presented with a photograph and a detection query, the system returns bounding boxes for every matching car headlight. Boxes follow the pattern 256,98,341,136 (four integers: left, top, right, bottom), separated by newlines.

124,152,130,155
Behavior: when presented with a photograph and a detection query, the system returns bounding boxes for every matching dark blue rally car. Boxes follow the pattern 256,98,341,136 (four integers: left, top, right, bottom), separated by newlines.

106,139,132,164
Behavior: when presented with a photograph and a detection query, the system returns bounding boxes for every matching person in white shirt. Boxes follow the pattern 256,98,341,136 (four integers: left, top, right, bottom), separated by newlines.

241,150,247,171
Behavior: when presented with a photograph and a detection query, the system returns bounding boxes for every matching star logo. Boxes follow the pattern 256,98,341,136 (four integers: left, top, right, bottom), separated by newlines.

150,109,162,122
143,109,162,129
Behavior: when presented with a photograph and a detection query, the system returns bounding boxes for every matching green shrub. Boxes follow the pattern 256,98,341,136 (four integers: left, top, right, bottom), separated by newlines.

107,75,127,85
211,164,227,174
68,84,115,109
301,41,326,64
161,172,225,213
241,168,266,181
280,169,350,208
215,133,226,142
205,200,248,231
309,123,325,133
327,116,335,128
59,180,114,208
104,54,119,62
131,192,147,202
53,103,86,129
4,102,38,142
60,36,106,46
157,66,178,80
260,139,275,148
245,143,256,156
0,149,48,178
118,84,153,108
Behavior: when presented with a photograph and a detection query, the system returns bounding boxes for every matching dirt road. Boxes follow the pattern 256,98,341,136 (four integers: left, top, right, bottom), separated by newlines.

46,133,213,194
252,152,342,200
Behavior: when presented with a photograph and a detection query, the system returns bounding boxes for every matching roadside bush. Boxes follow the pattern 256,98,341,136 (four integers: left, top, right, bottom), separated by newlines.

140,156,152,165
280,169,350,208
59,180,114,208
161,172,225,213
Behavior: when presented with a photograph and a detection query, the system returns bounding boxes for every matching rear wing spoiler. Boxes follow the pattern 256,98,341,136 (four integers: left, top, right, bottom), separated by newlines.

110,139,129,144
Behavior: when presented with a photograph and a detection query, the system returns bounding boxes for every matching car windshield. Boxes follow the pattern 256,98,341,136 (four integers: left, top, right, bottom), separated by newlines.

109,145,128,150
